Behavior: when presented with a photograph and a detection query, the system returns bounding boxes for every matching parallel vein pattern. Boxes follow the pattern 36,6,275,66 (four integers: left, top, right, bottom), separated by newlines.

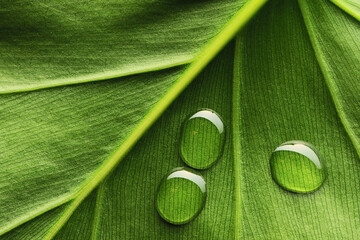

0,0,268,238
299,0,360,158
234,0,360,238
0,67,186,235
0,0,246,93
2,0,359,239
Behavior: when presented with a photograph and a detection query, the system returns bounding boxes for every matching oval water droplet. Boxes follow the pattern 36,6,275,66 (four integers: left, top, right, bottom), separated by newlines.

270,141,326,193
180,109,225,170
156,167,206,225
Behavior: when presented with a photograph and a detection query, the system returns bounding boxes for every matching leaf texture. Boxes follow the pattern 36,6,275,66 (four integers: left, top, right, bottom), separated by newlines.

299,0,360,156
1,0,360,239
0,0,269,237
0,67,186,234
234,0,360,238
0,0,246,93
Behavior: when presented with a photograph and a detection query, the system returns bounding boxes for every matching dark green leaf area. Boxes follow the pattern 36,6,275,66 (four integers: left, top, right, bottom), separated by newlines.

0,0,246,92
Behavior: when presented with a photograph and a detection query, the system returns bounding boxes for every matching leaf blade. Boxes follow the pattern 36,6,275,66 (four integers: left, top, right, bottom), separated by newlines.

2,0,360,239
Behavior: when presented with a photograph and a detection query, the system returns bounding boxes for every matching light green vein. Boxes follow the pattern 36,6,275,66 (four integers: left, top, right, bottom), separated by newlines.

0,59,192,94
43,0,268,238
330,0,360,21
232,36,243,240
90,183,104,240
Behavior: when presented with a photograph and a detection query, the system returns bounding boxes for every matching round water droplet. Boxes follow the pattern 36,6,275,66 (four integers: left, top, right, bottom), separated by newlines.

156,167,206,225
270,141,326,193
180,109,225,170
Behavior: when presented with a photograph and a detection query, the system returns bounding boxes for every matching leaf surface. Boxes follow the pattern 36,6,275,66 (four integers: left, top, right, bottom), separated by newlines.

0,67,186,234
299,0,360,156
0,0,268,237
1,0,360,239
0,0,245,93
234,0,360,238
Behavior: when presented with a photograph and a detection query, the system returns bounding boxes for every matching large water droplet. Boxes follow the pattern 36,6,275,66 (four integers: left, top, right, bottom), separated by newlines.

180,109,225,170
156,167,206,225
270,141,326,193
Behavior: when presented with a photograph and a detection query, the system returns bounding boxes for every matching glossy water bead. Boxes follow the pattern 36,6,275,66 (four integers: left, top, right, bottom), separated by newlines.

180,109,225,169
156,167,206,225
270,141,326,193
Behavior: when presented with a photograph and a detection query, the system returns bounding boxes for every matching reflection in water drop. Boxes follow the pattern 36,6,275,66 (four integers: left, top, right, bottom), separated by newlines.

270,141,326,193
180,109,225,170
156,167,206,225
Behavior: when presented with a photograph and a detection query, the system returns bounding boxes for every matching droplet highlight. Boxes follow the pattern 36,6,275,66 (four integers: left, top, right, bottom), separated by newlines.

156,167,206,225
180,109,225,169
270,141,326,193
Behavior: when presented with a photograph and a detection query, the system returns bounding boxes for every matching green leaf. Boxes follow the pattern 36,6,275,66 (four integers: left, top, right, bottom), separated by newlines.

1,0,360,239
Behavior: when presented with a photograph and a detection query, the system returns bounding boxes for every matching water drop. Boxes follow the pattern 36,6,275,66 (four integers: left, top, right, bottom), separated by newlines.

180,109,225,169
156,167,206,225
270,141,326,193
